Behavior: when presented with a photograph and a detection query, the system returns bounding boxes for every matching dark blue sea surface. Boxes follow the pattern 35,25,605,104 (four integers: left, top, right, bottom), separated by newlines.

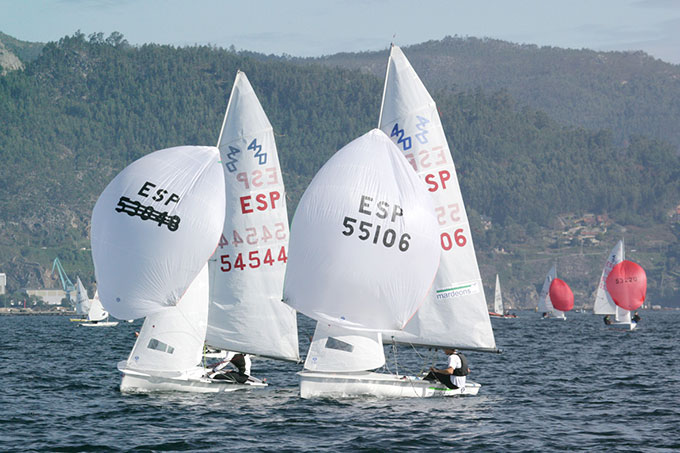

1,311,678,452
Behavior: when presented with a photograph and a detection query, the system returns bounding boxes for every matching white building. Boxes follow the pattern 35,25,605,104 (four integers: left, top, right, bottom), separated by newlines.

0,273,6,295
25,288,67,305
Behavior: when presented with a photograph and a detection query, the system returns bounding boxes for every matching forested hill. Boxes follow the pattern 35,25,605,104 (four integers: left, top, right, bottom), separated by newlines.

0,32,678,305
313,36,680,150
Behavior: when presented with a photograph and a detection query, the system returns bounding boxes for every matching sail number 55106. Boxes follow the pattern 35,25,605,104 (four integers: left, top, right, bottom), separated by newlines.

342,216,411,251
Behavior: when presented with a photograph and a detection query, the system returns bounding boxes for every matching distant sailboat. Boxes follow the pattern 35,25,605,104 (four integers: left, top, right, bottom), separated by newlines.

537,264,567,320
79,290,119,327
69,277,90,322
604,258,646,330
593,240,637,330
489,274,516,318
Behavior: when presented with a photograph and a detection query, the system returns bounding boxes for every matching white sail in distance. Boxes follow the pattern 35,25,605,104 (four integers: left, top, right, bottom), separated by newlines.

494,274,503,314
378,45,496,351
74,277,91,315
593,240,625,318
206,71,299,362
87,291,109,322
538,264,565,318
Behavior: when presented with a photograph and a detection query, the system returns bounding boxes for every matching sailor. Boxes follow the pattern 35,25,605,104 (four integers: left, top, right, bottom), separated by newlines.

632,312,641,323
424,348,469,390
603,315,612,325
209,352,251,384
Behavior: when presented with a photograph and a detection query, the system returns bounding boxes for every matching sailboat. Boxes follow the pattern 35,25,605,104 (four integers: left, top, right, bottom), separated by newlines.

284,128,451,398
79,290,119,327
537,264,567,320
91,144,235,393
489,274,516,318
205,71,300,365
69,277,91,322
94,72,298,393
603,257,646,331
593,240,636,330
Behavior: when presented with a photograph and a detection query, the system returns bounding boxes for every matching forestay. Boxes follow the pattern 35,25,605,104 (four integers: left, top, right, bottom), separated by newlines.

206,71,299,362
126,265,210,372
91,145,225,320
283,129,440,332
378,45,496,351
304,323,385,373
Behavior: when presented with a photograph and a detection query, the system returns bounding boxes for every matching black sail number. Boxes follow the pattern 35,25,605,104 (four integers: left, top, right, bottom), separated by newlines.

341,216,410,252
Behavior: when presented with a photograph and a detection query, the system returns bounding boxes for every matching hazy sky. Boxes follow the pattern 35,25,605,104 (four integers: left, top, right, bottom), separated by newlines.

2,0,680,64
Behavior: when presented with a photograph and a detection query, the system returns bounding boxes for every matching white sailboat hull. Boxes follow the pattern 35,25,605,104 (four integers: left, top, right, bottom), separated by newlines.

607,321,637,331
118,361,267,393
79,321,119,327
299,370,480,399
489,313,517,319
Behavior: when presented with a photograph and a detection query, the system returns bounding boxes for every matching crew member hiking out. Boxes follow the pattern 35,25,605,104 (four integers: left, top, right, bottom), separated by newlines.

424,348,469,390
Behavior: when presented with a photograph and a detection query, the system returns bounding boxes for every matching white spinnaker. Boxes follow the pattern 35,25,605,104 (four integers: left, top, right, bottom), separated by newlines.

494,274,503,314
378,45,496,350
74,277,91,315
87,293,109,322
283,129,440,332
538,264,564,318
304,322,385,372
126,264,210,372
91,146,225,320
206,71,299,362
593,240,625,316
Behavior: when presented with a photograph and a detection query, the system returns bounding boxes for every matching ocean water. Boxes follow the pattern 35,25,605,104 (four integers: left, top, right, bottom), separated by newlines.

1,311,678,452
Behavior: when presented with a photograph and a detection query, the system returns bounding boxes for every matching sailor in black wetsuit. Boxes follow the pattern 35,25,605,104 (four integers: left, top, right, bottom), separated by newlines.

210,352,251,384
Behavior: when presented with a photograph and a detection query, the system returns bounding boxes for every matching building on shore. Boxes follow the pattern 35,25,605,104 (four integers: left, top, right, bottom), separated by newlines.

24,288,67,305
0,273,5,295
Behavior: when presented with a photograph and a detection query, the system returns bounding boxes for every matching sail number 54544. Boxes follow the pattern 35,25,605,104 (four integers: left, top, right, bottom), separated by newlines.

220,246,287,272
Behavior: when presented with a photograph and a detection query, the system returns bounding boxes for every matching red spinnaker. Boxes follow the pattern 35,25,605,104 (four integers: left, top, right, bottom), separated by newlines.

606,260,647,311
549,278,574,312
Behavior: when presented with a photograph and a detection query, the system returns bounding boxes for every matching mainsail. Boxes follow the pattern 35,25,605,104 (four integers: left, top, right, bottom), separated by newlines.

87,290,109,322
378,45,496,351
206,71,299,362
593,240,629,321
74,277,91,315
494,274,503,314
537,264,565,318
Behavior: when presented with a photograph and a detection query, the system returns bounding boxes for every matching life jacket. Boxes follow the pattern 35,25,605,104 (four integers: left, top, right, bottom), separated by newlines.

452,352,469,376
